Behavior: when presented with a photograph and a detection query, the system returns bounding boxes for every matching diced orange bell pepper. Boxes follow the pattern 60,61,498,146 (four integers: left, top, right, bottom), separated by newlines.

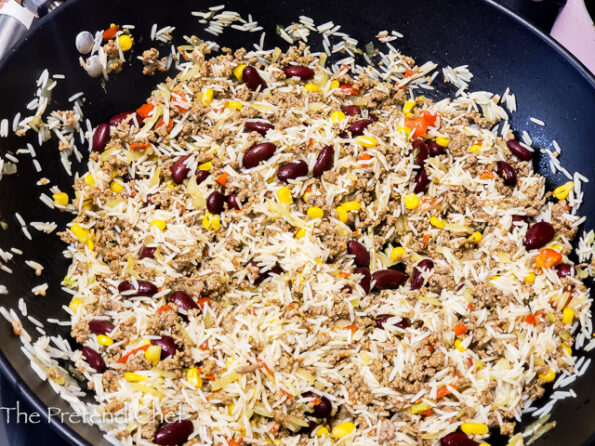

118,344,150,364
216,173,229,186
156,117,173,133
129,142,150,150
524,314,537,325
420,110,438,127
103,24,119,40
359,152,373,161
405,116,429,138
453,323,468,336
534,248,562,268
136,103,155,120
157,304,171,314
339,84,359,95
197,297,211,308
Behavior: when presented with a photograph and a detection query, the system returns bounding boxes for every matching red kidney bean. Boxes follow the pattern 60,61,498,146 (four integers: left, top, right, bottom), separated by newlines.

347,240,370,267
109,111,133,127
117,280,158,297
227,193,241,210
207,191,225,214
91,123,109,152
81,346,106,373
88,320,114,335
313,145,334,177
411,259,434,290
557,264,574,278
170,291,199,311
354,267,371,293
349,119,373,136
413,169,430,193
341,105,361,116
245,120,274,135
507,138,533,161
243,142,276,168
524,221,555,250
496,161,517,186
283,65,315,79
372,269,406,290
411,139,428,167
427,140,444,156
512,215,529,225
242,66,267,91
375,314,412,329
251,261,283,285
440,431,479,446
171,155,191,184
140,246,156,259
302,391,332,418
277,160,308,182
154,420,194,446
123,173,132,183
196,170,210,185
151,335,177,359
300,420,319,435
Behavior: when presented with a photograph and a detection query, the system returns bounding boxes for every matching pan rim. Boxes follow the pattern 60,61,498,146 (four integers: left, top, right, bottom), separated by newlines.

0,1,593,446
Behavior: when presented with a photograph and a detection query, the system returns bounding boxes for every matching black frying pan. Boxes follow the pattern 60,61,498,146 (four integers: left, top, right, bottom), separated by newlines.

0,0,594,445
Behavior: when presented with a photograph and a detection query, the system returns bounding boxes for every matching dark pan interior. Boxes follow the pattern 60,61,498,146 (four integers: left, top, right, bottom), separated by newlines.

0,0,594,445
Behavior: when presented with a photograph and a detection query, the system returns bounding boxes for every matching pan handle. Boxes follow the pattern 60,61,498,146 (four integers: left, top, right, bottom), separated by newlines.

0,0,62,62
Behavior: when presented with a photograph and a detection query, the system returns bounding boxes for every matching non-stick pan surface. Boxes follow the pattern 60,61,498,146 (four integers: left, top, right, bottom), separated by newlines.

0,0,594,445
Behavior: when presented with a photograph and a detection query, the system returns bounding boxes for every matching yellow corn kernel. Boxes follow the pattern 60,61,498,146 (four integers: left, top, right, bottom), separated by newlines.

524,272,536,284
166,184,175,190
304,83,319,92
315,258,323,264
476,360,485,371
295,228,307,239
332,421,355,439
52,192,69,206
436,136,450,147
199,161,212,171
150,219,167,231
68,297,83,313
562,307,575,325
276,187,293,204
118,34,133,51
454,339,466,352
97,334,113,346
336,205,348,223
553,181,574,201
355,135,378,148
71,224,89,243
469,232,482,243
390,247,407,261
430,216,446,229
202,213,221,231
562,344,572,356
538,369,556,382
470,144,482,154
86,238,94,251
403,193,420,210
201,88,213,106
343,201,361,211
461,422,489,435
185,367,202,388
479,444,491,446
233,64,247,82
84,174,95,187
307,207,324,219
330,111,346,123
329,80,340,89
226,101,243,110
316,427,329,437
403,100,415,114
397,126,412,137
109,179,124,193
124,372,147,382
144,345,161,365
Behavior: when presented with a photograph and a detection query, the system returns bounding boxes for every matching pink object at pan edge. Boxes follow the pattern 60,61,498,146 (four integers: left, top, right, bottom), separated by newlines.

550,0,595,74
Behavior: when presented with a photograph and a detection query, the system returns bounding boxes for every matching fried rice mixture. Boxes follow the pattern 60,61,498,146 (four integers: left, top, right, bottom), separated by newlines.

55,41,592,446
